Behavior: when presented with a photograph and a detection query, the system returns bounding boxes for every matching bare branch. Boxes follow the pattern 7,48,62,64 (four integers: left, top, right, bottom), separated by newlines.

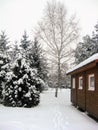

35,1,79,97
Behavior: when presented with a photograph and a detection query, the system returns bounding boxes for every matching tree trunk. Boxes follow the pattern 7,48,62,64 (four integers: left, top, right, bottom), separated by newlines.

55,57,61,97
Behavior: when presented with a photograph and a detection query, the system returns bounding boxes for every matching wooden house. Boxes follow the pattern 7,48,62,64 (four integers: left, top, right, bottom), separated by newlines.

66,53,98,119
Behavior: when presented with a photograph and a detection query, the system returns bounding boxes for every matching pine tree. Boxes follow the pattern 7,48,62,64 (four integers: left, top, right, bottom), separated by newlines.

0,54,9,101
75,35,93,64
24,37,48,92
0,31,9,53
10,41,20,62
32,38,48,81
0,31,10,102
32,38,41,72
4,54,40,107
75,22,98,64
20,32,47,92
20,31,30,53
92,22,98,52
20,31,31,64
29,38,48,92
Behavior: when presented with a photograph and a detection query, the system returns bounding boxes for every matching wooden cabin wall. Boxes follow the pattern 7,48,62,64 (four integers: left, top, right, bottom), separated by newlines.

70,64,98,119
95,65,98,119
77,72,86,111
71,75,77,106
86,67,98,119
95,66,98,119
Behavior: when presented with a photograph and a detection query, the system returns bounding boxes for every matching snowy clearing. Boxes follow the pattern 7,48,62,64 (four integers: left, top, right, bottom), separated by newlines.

0,89,98,130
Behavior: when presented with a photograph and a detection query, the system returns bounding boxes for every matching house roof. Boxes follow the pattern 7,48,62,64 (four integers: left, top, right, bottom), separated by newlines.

66,53,98,74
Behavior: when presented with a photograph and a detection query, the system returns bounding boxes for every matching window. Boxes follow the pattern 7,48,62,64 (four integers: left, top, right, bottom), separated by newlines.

88,74,95,91
72,78,75,89
79,76,83,89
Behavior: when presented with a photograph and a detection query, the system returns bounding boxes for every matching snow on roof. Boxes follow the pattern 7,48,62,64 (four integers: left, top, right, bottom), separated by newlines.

66,53,98,74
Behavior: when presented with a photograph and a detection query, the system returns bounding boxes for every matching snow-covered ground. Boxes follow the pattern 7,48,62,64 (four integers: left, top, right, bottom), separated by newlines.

0,89,98,130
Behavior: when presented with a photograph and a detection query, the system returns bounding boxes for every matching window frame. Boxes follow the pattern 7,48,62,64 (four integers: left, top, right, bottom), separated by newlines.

79,76,83,90
72,78,75,89
88,74,95,91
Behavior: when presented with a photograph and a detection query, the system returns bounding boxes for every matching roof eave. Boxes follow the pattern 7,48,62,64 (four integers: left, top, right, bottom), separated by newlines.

66,60,98,75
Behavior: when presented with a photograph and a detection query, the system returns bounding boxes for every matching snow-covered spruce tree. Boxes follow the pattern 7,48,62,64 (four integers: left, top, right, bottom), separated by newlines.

20,33,48,92
20,31,30,60
75,22,98,64
10,41,20,62
32,38,48,81
0,31,10,52
20,32,45,92
92,22,98,52
29,38,48,92
0,31,10,102
74,35,93,64
0,54,9,101
4,54,40,107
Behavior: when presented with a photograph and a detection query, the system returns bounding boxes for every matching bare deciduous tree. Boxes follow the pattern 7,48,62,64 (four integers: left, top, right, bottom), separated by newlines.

36,1,79,97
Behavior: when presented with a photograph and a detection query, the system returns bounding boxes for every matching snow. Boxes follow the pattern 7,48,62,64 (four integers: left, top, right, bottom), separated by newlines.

6,72,15,82
0,89,98,130
0,60,3,64
17,78,23,84
1,63,9,69
66,53,98,74
23,74,28,79
24,91,31,97
0,70,5,76
18,87,22,92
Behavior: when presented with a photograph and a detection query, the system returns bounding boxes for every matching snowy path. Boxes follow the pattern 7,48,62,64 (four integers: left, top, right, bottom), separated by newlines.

0,89,98,130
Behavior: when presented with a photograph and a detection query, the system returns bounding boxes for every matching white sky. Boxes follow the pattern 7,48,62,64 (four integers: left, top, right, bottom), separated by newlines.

0,0,98,43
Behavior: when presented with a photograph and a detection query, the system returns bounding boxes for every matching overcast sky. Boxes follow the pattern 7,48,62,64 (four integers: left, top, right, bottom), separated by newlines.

0,0,98,42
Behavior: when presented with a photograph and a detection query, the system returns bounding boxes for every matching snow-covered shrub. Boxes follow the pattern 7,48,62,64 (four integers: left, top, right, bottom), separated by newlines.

4,55,40,107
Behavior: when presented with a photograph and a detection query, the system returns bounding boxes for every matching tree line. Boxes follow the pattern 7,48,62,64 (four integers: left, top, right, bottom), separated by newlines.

0,0,79,99
0,0,97,101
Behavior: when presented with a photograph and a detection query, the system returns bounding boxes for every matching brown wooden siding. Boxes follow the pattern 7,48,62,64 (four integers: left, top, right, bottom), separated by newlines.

85,67,98,119
76,72,86,111
70,65,98,119
71,75,77,106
